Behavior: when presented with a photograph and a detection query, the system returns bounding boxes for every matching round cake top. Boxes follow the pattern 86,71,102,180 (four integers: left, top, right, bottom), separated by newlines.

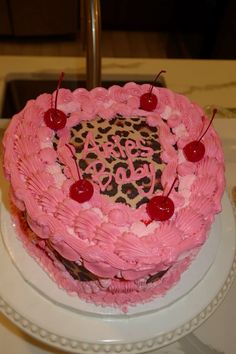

3,82,225,282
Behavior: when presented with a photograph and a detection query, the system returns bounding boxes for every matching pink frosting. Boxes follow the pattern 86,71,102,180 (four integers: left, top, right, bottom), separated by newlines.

2,83,225,308
11,203,197,311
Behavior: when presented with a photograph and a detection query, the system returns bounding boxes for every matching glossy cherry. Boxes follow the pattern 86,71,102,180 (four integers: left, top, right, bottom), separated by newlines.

140,70,166,111
44,72,67,131
147,195,174,221
183,140,205,163
146,177,177,221
183,109,217,163
65,144,94,203
70,179,94,203
140,92,158,112
44,108,67,131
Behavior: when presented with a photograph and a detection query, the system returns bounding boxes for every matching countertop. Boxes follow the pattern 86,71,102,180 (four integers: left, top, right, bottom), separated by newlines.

0,56,236,354
0,56,236,117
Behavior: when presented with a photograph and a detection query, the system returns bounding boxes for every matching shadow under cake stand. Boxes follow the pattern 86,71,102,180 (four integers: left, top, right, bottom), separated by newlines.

0,193,235,354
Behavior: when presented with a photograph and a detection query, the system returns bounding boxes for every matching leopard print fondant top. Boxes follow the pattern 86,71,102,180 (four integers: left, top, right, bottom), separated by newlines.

68,116,164,208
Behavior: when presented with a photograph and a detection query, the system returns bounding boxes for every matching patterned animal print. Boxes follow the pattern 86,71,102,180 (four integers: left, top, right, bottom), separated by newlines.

50,245,100,281
69,116,164,208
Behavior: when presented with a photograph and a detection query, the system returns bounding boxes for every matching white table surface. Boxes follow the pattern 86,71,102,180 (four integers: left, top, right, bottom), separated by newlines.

0,56,236,354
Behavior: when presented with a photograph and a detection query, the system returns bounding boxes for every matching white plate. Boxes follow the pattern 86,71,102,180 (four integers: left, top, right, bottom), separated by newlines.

0,193,235,354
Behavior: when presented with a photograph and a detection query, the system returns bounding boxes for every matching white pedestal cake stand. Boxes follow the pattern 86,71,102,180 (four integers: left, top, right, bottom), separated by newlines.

0,193,235,354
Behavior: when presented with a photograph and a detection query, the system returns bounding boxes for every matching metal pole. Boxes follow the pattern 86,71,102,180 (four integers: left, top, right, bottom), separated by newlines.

80,0,86,51
85,0,101,90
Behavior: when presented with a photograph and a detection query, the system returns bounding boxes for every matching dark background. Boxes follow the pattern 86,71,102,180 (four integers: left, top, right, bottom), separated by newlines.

0,0,235,59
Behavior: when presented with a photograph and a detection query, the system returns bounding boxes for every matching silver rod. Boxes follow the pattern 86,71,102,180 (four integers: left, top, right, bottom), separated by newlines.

85,0,101,90
80,0,86,50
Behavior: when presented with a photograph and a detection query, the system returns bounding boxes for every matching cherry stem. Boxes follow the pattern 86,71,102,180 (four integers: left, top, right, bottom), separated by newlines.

198,108,217,142
165,177,178,198
50,94,53,109
65,143,81,180
149,70,166,95
54,72,65,110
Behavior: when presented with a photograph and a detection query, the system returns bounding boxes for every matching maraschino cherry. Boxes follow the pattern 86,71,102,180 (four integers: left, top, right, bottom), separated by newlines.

146,177,177,221
183,109,217,163
70,179,94,203
44,72,67,131
140,70,166,111
65,144,94,203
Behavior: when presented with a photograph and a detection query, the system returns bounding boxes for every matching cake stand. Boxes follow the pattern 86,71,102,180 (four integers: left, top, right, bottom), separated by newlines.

0,192,235,354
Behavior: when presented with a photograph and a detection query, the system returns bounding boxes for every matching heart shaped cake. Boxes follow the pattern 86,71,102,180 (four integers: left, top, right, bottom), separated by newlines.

3,79,225,310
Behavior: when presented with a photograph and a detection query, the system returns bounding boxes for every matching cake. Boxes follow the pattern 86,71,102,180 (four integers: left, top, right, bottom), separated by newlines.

2,74,225,310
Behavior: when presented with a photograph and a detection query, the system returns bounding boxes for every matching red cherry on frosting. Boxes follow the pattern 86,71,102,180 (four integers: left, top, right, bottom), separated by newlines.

183,140,205,162
140,92,158,112
65,144,94,203
146,195,174,221
146,177,177,221
44,108,67,131
140,70,166,111
70,179,94,203
183,109,217,163
44,72,67,131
